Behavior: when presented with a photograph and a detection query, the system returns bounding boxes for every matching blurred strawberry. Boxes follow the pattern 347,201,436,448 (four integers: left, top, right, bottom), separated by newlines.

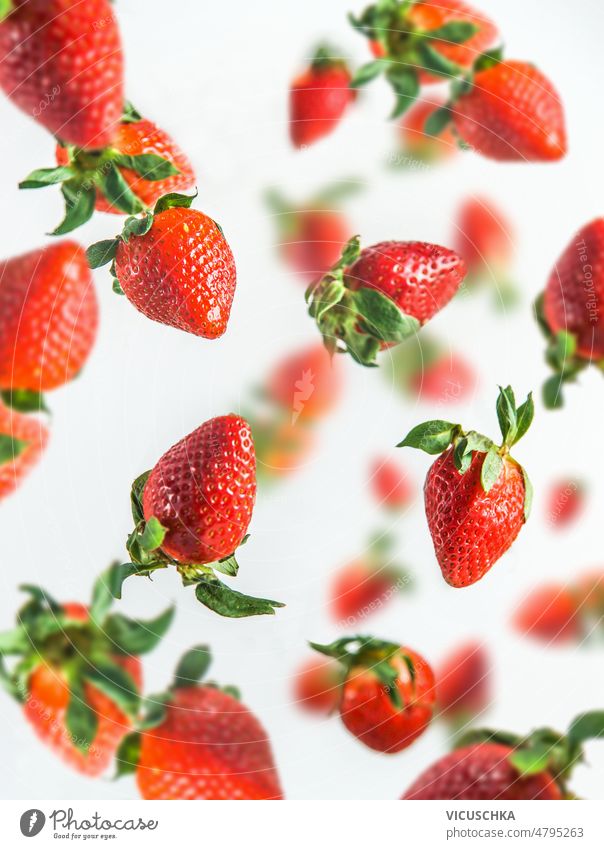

265,344,343,423
513,585,581,644
389,334,476,404
0,401,49,502
290,45,355,147
436,641,490,724
293,656,341,715
252,415,316,481
575,570,604,622
395,97,458,165
369,457,414,511
546,479,585,529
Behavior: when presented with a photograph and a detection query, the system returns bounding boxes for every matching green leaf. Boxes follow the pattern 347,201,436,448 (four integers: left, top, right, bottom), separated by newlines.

386,66,420,118
509,745,552,776
139,516,167,553
542,374,565,409
122,214,154,242
474,47,504,73
1,388,48,414
130,471,150,525
453,437,472,473
114,153,179,181
105,606,175,656
84,662,140,718
464,431,494,453
52,186,96,235
153,191,197,214
522,466,533,521
0,625,28,654
114,732,141,778
0,0,14,21
89,564,117,623
138,693,170,729
496,385,517,445
568,711,604,747
514,393,535,445
354,288,420,343
397,420,459,454
417,42,464,79
424,105,452,136
350,59,386,87
194,576,285,618
106,563,148,600
112,277,125,295
428,21,479,44
86,239,119,269
214,552,240,578
19,584,61,611
97,163,145,215
173,645,212,687
65,685,98,752
0,434,28,465
480,447,504,493
19,166,76,189
122,101,143,123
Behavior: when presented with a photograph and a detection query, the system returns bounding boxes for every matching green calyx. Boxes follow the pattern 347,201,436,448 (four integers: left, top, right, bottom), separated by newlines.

0,0,13,21
0,572,173,753
398,385,535,520
305,236,420,367
1,388,49,415
113,471,285,619
456,711,604,797
309,43,350,73
0,433,28,465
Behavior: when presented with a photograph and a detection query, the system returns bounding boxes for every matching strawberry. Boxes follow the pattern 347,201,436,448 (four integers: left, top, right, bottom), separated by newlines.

251,416,316,481
0,0,123,150
0,568,173,775
0,400,49,501
87,193,236,339
21,104,195,234
116,646,283,800
389,334,476,404
436,641,490,722
403,712,604,799
0,242,98,395
450,58,567,162
350,0,497,116
395,96,458,165
575,570,604,621
293,656,341,715
513,585,581,644
399,386,534,587
536,219,604,408
546,479,585,529
118,414,284,618
306,236,466,366
265,344,343,422
369,457,414,511
311,636,435,753
289,45,356,148
330,533,412,623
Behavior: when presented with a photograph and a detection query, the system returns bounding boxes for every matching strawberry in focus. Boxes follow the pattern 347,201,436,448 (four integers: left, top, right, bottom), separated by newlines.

293,656,341,715
399,386,534,587
0,400,49,502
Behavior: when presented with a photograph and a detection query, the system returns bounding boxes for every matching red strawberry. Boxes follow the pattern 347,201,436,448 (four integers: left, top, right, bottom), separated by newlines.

399,386,533,587
117,646,283,800
307,236,466,366
546,479,585,529
0,242,98,393
513,585,581,644
396,97,458,165
436,641,490,721
537,219,604,408
403,712,604,799
123,415,283,617
88,194,236,339
575,570,604,621
389,334,476,404
0,0,123,149
293,656,341,715
452,59,567,162
369,457,414,511
290,46,355,148
0,400,49,501
455,197,513,277
0,570,173,775
265,344,343,422
311,636,435,753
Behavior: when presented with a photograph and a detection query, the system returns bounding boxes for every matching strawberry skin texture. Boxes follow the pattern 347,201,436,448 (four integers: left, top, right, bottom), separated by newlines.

136,686,283,800
290,66,355,148
115,207,236,338
543,219,604,359
0,402,49,501
453,61,567,162
56,119,195,213
0,0,123,149
282,210,352,282
403,743,562,800
143,415,256,565
346,241,466,325
0,242,98,391
266,344,342,422
425,448,525,588
340,648,435,753
24,655,141,777
436,641,489,718
513,585,580,643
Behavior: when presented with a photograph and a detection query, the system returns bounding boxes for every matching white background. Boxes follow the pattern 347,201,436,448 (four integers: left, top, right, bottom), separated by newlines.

1,0,604,801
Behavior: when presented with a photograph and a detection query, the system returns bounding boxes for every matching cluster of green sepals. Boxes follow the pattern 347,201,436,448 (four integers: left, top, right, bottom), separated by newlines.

398,385,535,520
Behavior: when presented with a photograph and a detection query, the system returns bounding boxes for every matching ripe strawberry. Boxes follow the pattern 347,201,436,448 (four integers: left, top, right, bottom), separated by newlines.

436,641,490,722
575,570,604,621
306,236,466,366
0,242,98,393
87,193,236,339
546,479,585,528
369,457,414,511
0,0,123,149
513,585,581,644
121,415,283,617
311,636,435,753
289,45,355,148
293,656,341,715
330,534,412,623
399,386,534,587
0,569,173,775
396,97,458,165
350,0,497,116
403,712,604,799
537,219,604,408
21,105,195,234
0,400,49,501
451,59,567,162
389,334,476,404
251,416,316,481
117,646,283,800
265,344,343,422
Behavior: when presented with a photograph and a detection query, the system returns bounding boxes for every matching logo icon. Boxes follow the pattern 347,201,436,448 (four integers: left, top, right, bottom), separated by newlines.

19,809,45,837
